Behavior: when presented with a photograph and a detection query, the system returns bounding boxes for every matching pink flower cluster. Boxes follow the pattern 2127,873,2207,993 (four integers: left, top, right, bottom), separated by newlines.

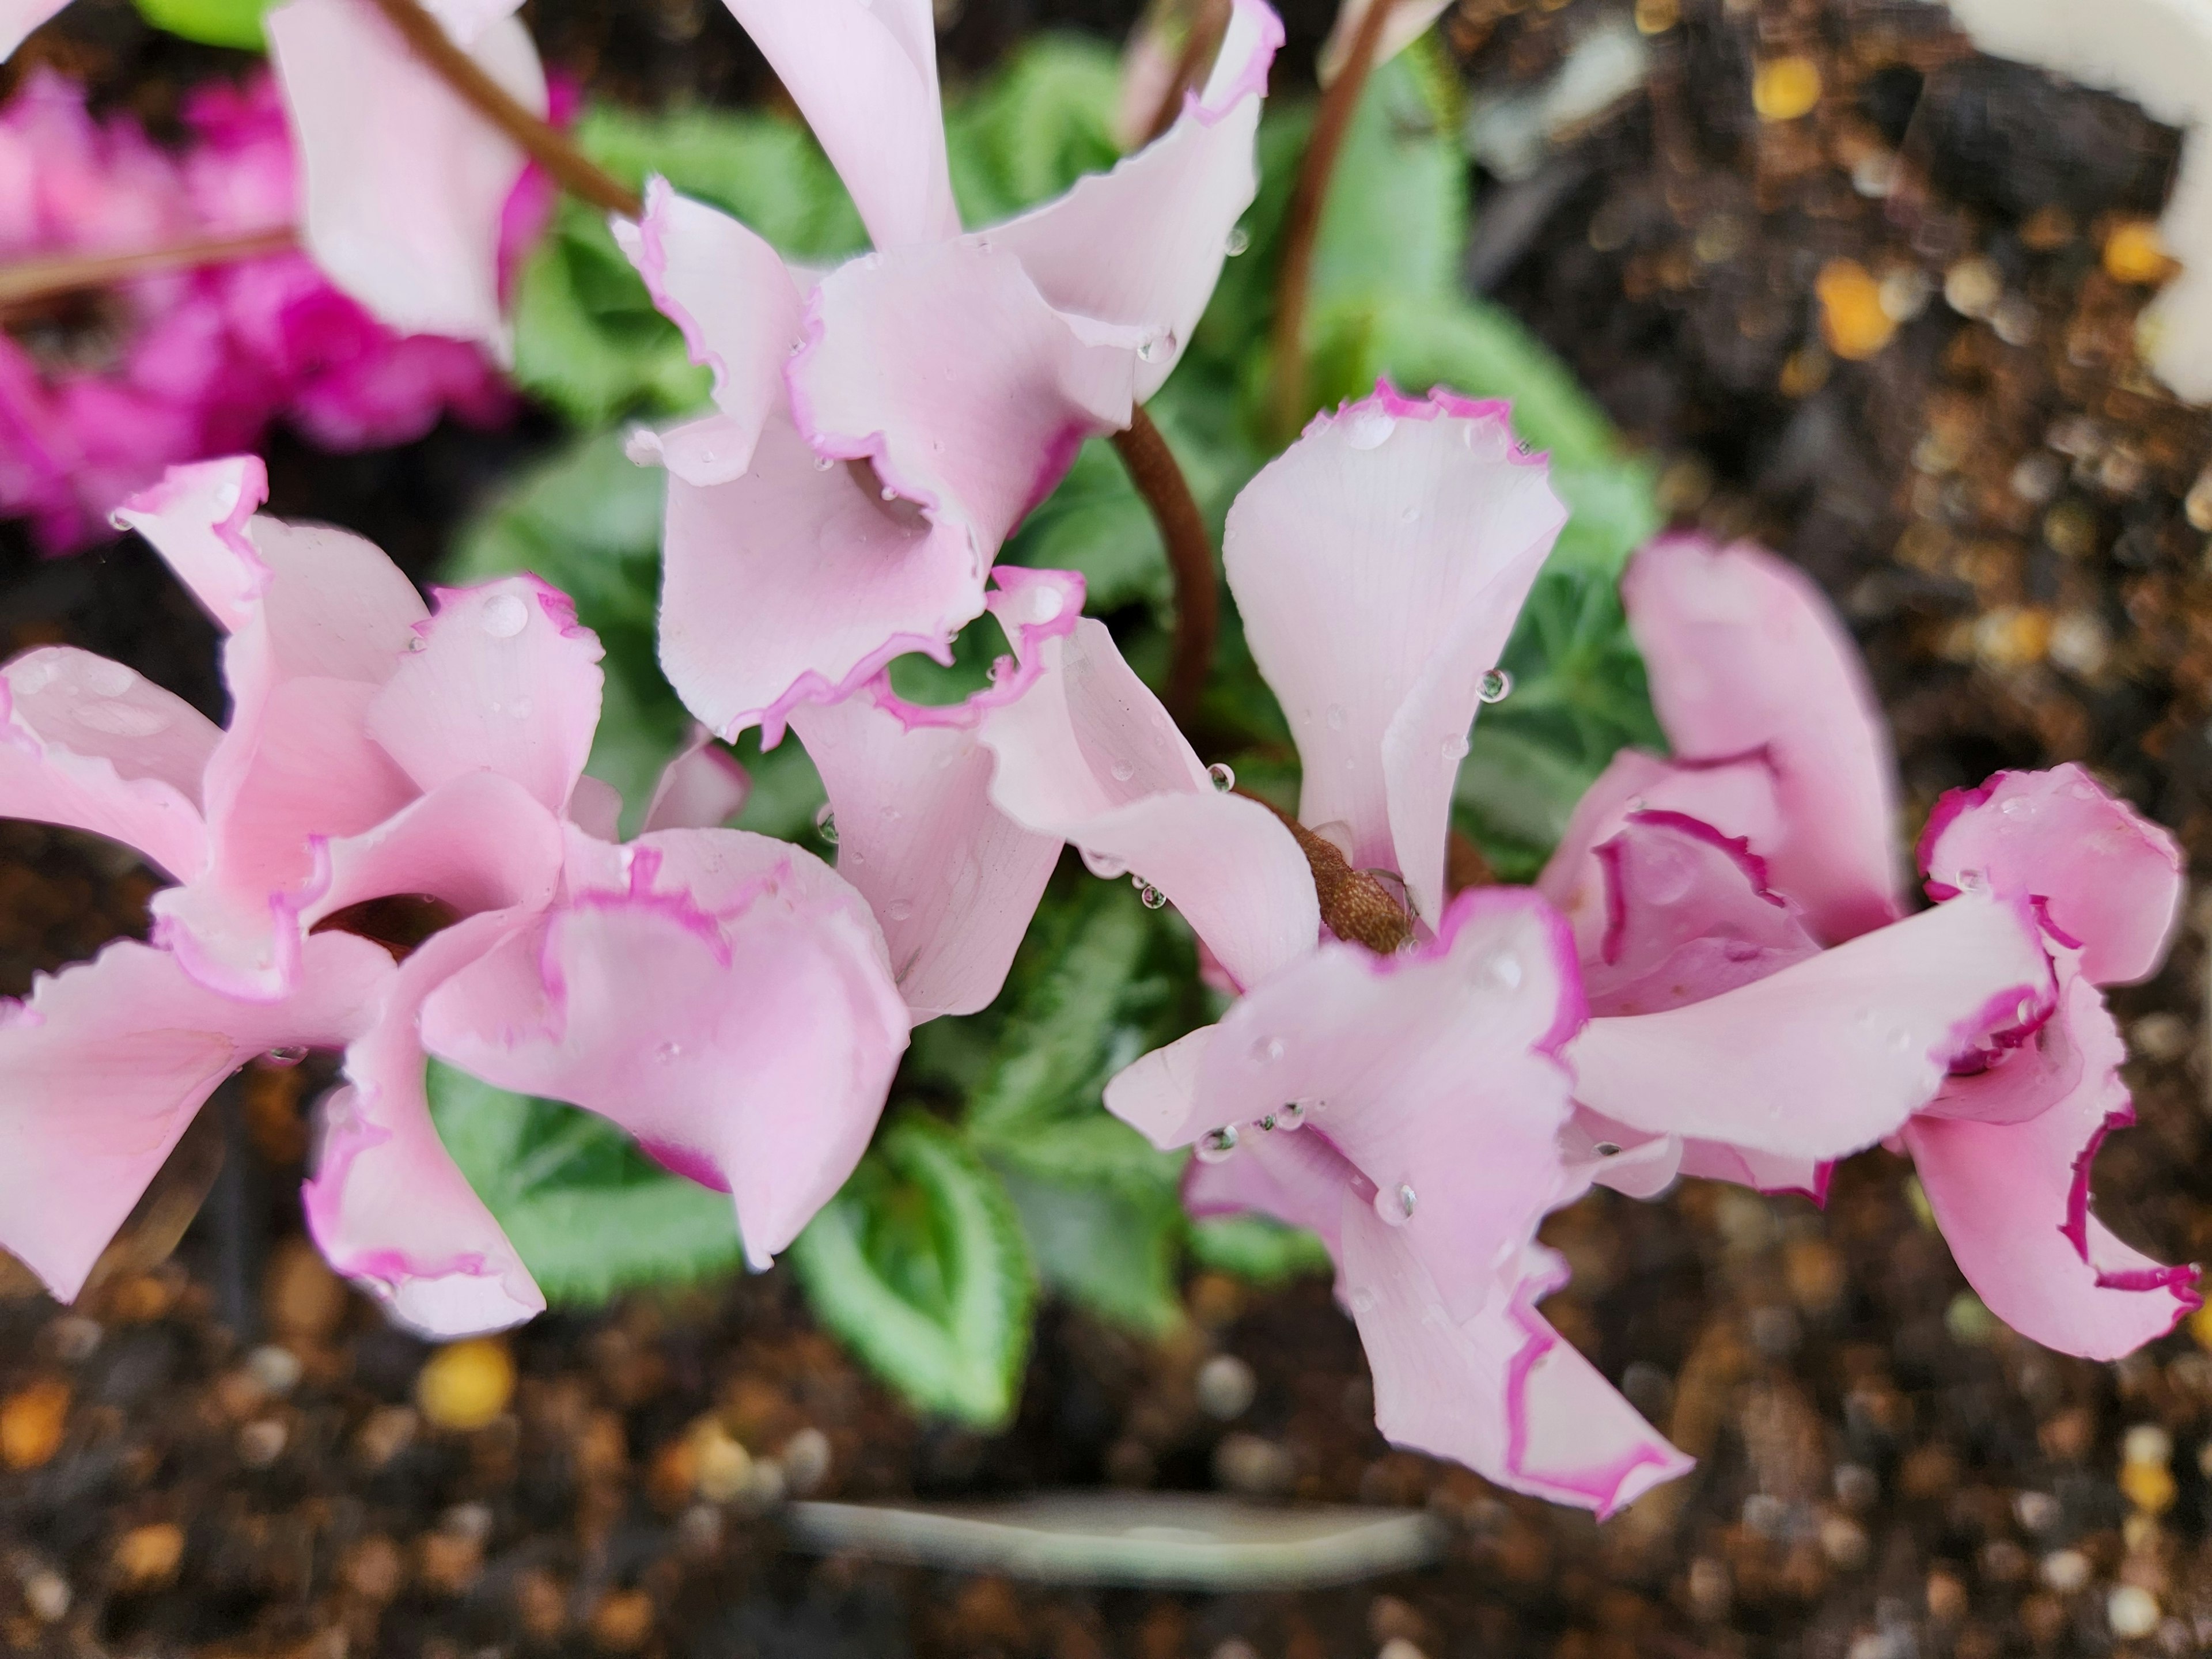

0,70,520,552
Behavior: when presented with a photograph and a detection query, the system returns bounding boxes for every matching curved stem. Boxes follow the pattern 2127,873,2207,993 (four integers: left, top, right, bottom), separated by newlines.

1141,0,1232,145
0,228,297,315
1237,789,1413,955
1267,0,1399,440
1111,407,1218,729
363,0,643,220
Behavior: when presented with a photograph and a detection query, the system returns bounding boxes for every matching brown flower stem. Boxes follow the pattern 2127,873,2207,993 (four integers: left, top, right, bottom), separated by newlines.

1266,0,1399,440
0,227,297,315
1111,406,1219,729
363,0,643,220
1237,789,1414,956
1142,0,1232,145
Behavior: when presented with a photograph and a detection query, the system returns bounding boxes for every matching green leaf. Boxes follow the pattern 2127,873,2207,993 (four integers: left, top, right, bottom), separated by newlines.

1188,1213,1333,1283
787,1113,1037,1427
999,1169,1185,1339
427,1062,747,1304
944,35,1125,225
1309,54,1465,312
133,0,268,50
510,202,709,427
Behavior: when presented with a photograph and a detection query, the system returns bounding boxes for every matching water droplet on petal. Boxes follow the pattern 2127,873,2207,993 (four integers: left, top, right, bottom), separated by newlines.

1207,762,1236,793
407,635,428,652
508,696,532,719
813,804,839,845
1343,407,1397,449
1027,586,1063,623
263,1046,308,1069
1479,668,1513,703
814,454,835,472
1224,226,1250,256
1350,1287,1377,1315
1138,882,1167,910
1325,703,1347,731
480,593,529,638
887,899,914,922
1249,1035,1285,1065
1488,952,1523,990
2016,997,2036,1024
1196,1125,1239,1163
1111,759,1137,782
1081,847,1130,879
1374,1183,1415,1225
656,1040,683,1063
881,486,897,502
1440,733,1470,762
1278,1100,1311,1131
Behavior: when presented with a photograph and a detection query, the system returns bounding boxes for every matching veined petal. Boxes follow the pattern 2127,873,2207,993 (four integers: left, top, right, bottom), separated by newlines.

304,912,546,1338
0,648,217,881
0,933,393,1304
613,180,806,484
657,408,983,746
989,0,1283,400
1569,892,2055,1161
366,577,605,814
1623,535,1902,942
267,0,546,350
1536,747,1781,923
109,457,270,633
420,830,909,1268
642,725,750,834
719,0,956,252
1224,387,1566,923
789,238,1138,556
1317,0,1454,82
1342,1213,1690,1516
1920,763,2183,987
1906,969,2196,1360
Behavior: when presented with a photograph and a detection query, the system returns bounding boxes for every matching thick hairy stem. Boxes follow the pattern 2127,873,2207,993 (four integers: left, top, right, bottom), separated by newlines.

1238,789,1414,955
363,0,643,220
1267,0,1399,439
0,228,297,315
1141,0,1232,145
1112,407,1219,728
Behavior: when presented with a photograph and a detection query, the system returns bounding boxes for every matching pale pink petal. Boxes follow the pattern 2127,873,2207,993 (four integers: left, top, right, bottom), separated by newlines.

1574,810,1820,1017
789,238,1139,554
1317,0,1453,82
1340,1210,1690,1516
612,179,806,486
1675,1141,1830,1200
109,457,270,632
420,832,908,1268
1536,747,1781,923
786,698,1057,1021
0,932,393,1303
718,0,955,252
1921,763,2184,987
1906,969,2196,1359
1567,892,2054,1161
1560,1109,1683,1199
979,619,1317,988
1,0,70,59
228,514,432,684
267,0,546,350
642,726,750,834
300,769,567,928
1182,1120,1351,1264
1623,535,1902,942
1103,1025,1213,1148
304,912,546,1338
566,775,624,842
990,0,1282,400
0,648,217,880
365,576,604,814
1223,388,1566,923
657,408,982,745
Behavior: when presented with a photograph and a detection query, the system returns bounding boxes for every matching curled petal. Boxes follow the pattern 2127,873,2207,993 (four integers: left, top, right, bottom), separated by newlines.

0,648,217,881
302,768,566,927
304,914,546,1337
790,238,1138,555
657,409,983,745
980,619,1317,989
0,933,393,1303
1675,1141,1830,1202
1183,1120,1351,1264
1921,763,2183,987
421,831,909,1268
990,0,1283,399
1577,810,1820,1017
366,576,605,813
1624,535,1902,942
643,726,751,834
267,0,546,349
613,180,806,484
718,0,956,252
1536,747,1781,925
1906,969,2196,1359
1224,387,1566,923
1342,1210,1690,1516
1317,0,1454,82
1104,1025,1213,1149
110,457,270,632
1569,892,2055,1161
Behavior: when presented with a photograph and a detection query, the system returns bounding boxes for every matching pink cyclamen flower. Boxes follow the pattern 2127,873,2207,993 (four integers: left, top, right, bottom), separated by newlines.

1545,534,2194,1359
619,0,1283,746
975,386,1688,1513
0,457,908,1334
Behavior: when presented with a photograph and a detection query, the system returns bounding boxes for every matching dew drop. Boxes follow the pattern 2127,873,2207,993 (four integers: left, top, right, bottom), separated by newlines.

1349,1287,1378,1315
1440,733,1470,762
1138,882,1167,910
887,899,914,922
1325,703,1346,731
1196,1125,1239,1163
1027,585,1063,623
262,1046,308,1069
1343,407,1397,450
1111,759,1137,782
1224,226,1250,256
1249,1035,1285,1065
479,592,529,638
407,635,428,652
1999,797,2031,817
813,454,835,472
1374,1183,1416,1225
656,1040,683,1063
507,696,532,719
2016,996,2036,1024
1081,847,1130,879
1957,869,1988,892
1479,667,1513,703
1488,952,1523,990
1207,762,1236,793
1593,1141,1622,1157
813,804,839,845
881,486,898,502
1277,1099,1311,1131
